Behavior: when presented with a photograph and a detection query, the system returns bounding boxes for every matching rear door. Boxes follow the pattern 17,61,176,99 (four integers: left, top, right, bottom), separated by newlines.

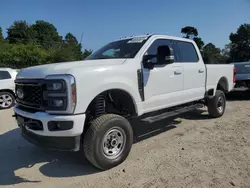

174,40,206,101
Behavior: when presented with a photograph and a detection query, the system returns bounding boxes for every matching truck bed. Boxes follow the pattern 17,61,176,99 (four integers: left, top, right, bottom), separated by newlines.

205,64,235,93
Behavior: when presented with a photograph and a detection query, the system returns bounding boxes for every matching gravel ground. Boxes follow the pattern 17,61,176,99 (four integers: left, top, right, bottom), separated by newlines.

0,90,250,188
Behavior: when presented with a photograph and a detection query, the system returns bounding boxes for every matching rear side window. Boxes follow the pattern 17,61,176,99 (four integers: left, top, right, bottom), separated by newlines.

175,41,199,62
0,71,11,80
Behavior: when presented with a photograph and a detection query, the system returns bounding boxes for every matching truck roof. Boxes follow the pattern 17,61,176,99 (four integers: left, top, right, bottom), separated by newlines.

0,68,19,73
0,68,13,71
118,34,194,43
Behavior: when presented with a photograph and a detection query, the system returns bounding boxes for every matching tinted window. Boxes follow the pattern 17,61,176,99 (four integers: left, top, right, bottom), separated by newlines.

235,64,250,74
176,41,199,62
145,39,179,63
86,36,150,60
0,71,11,80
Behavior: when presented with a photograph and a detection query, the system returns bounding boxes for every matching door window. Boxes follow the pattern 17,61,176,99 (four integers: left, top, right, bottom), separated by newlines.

0,71,11,80
175,41,199,62
145,39,178,64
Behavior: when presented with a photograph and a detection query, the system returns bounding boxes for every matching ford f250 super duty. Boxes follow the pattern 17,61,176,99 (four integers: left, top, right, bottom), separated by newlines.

13,34,236,170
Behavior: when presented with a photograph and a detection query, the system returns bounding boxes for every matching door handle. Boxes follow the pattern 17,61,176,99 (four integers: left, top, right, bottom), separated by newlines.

198,69,204,73
174,70,182,75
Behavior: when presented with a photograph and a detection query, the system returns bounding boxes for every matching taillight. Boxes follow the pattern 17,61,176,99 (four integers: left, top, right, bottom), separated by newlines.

233,66,236,83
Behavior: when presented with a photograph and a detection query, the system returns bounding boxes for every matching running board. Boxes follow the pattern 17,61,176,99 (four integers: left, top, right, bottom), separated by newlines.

141,104,202,123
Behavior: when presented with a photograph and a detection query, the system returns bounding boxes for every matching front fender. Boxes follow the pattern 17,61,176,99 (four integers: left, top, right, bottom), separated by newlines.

73,79,141,115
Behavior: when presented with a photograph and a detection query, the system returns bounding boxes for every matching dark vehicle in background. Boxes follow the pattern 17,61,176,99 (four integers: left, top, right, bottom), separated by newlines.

232,62,250,88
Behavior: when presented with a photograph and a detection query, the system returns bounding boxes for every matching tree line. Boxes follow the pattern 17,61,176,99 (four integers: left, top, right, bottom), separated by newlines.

181,24,250,64
0,20,249,69
0,20,92,69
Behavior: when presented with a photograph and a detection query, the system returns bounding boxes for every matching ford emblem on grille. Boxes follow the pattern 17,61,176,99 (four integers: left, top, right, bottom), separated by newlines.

17,88,24,99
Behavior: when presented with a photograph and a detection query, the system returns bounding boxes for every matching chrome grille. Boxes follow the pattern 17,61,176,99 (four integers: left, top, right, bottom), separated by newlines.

15,81,43,109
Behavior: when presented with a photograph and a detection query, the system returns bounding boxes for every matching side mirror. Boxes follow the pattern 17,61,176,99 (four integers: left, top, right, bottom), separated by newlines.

165,54,175,64
157,45,175,64
142,55,156,70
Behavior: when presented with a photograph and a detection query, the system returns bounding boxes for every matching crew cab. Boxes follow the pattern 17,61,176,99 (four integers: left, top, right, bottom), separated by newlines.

13,35,235,170
0,68,18,109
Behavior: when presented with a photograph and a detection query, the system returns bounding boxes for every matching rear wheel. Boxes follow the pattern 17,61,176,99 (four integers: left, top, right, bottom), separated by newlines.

207,90,226,118
83,114,133,170
0,92,15,109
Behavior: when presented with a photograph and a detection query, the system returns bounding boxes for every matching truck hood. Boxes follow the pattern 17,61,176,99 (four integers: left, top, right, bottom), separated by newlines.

16,59,126,79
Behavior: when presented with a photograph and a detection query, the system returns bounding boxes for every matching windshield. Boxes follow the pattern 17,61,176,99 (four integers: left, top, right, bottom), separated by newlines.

235,63,250,74
85,36,150,60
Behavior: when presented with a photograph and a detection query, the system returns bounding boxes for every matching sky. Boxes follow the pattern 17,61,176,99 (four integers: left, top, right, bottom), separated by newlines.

1,0,250,51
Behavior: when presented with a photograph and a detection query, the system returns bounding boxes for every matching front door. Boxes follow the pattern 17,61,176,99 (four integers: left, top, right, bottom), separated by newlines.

141,39,184,113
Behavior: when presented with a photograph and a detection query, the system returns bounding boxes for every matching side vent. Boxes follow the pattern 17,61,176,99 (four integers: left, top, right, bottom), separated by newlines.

137,69,145,101
94,94,106,117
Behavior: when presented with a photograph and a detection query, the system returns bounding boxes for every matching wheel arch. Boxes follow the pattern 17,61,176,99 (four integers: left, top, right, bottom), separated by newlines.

206,77,229,98
82,88,138,134
217,77,229,93
86,88,138,116
0,89,15,97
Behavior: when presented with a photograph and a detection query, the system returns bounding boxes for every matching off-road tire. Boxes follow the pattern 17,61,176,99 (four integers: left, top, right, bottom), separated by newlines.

207,90,226,118
83,114,133,170
0,92,15,109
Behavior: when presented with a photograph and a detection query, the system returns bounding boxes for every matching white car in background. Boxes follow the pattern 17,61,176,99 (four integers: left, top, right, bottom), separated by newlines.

0,68,18,109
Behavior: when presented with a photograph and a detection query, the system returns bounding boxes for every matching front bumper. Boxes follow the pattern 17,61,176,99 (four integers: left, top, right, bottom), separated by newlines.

21,127,81,151
13,105,86,151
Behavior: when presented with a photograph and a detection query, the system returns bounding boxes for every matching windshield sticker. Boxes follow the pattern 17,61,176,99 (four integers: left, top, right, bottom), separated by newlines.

127,36,148,43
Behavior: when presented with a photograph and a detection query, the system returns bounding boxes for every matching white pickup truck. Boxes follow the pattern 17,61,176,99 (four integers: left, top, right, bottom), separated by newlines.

13,34,235,170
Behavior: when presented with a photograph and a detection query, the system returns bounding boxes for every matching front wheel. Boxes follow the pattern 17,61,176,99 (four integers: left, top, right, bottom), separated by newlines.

207,90,226,118
83,114,133,170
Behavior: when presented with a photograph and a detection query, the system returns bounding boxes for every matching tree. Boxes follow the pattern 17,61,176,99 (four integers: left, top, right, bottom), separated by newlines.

65,32,78,45
181,26,204,49
82,49,92,59
53,32,82,62
65,32,82,60
202,43,225,64
6,20,32,44
229,23,250,62
0,27,3,41
181,26,198,39
1,19,93,67
0,43,50,68
30,20,62,49
193,37,205,50
221,44,233,63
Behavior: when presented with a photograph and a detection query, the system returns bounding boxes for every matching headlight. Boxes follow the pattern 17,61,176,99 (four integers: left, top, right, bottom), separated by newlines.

46,82,64,91
44,74,76,114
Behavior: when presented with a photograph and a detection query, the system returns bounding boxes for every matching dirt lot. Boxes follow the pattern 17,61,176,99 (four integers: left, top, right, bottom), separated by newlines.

0,90,250,188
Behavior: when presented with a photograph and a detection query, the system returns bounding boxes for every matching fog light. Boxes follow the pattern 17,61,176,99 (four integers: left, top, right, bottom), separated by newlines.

48,121,73,131
49,99,64,107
